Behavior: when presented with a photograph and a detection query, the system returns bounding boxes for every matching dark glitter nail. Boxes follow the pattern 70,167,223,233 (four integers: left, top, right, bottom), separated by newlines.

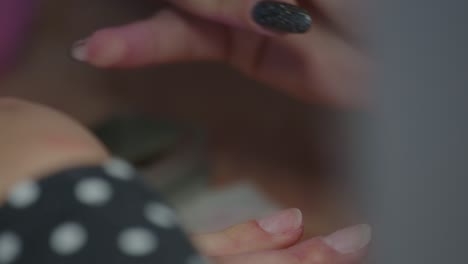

252,1,312,33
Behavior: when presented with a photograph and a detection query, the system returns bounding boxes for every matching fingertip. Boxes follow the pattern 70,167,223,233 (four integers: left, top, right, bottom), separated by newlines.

287,224,371,263
89,30,128,67
322,224,372,255
192,211,304,256
71,29,127,67
257,208,303,235
70,39,88,62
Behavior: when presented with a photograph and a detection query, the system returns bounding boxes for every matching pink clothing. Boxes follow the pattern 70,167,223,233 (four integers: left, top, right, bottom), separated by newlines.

0,0,36,76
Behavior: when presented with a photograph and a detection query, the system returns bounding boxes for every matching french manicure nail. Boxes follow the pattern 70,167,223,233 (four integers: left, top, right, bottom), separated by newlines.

258,208,303,234
323,224,372,254
71,40,88,62
252,1,312,33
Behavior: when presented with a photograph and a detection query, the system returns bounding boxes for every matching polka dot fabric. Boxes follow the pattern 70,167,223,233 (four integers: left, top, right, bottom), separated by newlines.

0,158,204,264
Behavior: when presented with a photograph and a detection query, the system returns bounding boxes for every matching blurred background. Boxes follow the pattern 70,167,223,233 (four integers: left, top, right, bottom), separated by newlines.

0,0,359,237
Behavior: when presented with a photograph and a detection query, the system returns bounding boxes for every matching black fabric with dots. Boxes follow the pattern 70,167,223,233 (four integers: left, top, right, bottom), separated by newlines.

0,158,205,264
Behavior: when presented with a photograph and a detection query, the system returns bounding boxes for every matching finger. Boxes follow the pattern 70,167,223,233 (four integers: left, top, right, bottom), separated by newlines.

71,10,228,67
216,224,371,264
170,0,312,35
192,209,304,256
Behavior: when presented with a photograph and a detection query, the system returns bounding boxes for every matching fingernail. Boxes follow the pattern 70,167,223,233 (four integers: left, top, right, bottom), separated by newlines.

71,39,88,62
258,208,303,234
323,224,372,254
252,1,312,33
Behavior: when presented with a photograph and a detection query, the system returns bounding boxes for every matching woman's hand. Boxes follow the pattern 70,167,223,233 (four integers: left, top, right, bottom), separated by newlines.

71,0,369,106
193,208,370,263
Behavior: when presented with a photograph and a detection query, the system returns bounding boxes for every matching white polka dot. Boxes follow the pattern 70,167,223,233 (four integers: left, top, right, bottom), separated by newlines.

103,158,134,180
0,232,21,264
75,178,113,206
144,202,178,228
186,255,211,264
118,228,158,257
50,222,87,255
7,180,40,209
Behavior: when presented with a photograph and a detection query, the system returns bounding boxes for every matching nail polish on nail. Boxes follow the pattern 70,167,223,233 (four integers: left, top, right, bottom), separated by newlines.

252,1,312,33
323,224,372,254
258,208,303,234
71,40,88,62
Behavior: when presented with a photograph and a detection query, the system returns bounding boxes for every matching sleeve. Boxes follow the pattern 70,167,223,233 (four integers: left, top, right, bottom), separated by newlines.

0,158,208,264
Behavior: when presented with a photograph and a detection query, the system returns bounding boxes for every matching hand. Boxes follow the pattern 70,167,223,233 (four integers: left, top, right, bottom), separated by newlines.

71,0,369,106
0,98,371,263
192,208,370,263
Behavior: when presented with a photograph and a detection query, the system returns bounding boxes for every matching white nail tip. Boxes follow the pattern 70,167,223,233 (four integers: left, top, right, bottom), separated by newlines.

323,224,372,254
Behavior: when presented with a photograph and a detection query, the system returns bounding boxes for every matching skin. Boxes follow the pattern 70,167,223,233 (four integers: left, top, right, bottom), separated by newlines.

1,0,370,262
67,0,370,243
0,98,367,263
0,98,109,200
